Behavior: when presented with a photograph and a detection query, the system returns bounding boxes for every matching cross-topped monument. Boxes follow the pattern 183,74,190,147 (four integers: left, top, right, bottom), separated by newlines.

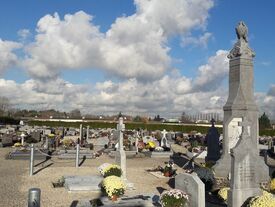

115,114,126,180
238,117,250,137
115,113,134,189
210,118,215,127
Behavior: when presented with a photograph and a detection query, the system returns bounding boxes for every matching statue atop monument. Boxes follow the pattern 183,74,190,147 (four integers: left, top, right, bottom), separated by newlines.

236,21,248,42
228,21,255,59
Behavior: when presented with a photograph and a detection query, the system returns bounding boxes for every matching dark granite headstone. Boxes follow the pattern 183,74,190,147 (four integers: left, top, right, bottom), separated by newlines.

206,119,220,162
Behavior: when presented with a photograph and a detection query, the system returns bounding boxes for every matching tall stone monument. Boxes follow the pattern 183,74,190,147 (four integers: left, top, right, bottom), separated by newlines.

214,21,268,182
228,117,261,207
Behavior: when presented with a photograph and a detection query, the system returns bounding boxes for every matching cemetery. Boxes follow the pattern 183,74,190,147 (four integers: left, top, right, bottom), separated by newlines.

0,6,275,206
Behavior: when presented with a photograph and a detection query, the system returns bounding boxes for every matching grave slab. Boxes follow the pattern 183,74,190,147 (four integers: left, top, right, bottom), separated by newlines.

64,175,102,192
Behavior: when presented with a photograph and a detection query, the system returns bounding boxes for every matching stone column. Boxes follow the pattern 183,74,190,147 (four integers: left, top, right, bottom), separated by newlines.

214,21,268,182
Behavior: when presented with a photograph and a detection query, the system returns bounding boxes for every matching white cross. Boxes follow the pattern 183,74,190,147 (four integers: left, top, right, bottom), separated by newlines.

161,129,168,138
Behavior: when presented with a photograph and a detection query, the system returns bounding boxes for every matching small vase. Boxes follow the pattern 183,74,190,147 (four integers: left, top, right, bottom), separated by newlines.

164,172,170,177
111,195,118,201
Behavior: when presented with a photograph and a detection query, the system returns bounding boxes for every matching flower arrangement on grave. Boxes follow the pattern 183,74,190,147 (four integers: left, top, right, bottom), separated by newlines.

160,189,189,207
218,187,230,202
52,176,65,188
146,141,156,148
163,161,176,177
61,139,73,148
102,164,122,178
269,178,275,193
137,141,145,152
194,167,215,191
13,142,22,147
155,146,164,152
101,176,126,200
145,141,156,151
247,191,275,207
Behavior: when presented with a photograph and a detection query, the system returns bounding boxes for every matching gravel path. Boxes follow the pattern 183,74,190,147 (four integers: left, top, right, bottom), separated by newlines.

0,148,173,207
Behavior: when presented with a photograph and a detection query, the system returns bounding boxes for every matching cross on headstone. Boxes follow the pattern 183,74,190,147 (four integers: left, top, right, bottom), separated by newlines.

117,118,125,132
161,129,168,138
238,117,250,136
210,118,216,127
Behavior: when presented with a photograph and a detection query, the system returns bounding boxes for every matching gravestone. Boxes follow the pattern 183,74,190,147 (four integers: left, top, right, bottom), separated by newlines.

64,175,101,192
31,131,41,142
214,21,268,182
0,134,13,147
228,117,261,207
175,173,205,207
206,119,221,162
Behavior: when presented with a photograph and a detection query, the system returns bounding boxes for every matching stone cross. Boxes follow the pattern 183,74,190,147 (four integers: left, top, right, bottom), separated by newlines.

161,129,169,148
21,132,26,146
161,129,168,138
210,118,215,127
238,117,250,136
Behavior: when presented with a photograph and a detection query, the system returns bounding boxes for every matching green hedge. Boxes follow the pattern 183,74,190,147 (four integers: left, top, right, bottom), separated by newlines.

28,120,275,136
0,116,19,125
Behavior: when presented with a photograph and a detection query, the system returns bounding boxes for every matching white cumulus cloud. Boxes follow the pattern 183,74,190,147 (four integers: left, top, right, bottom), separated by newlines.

23,0,214,81
0,39,22,75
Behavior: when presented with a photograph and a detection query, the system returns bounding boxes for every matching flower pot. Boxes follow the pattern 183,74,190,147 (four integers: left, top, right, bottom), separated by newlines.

149,147,155,151
111,195,118,201
164,172,170,177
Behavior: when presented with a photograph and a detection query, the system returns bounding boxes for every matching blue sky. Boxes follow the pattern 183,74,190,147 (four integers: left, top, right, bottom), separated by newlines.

0,0,274,117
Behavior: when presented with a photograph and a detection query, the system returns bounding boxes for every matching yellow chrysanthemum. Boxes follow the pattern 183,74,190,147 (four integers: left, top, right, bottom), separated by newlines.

101,176,126,198
13,142,22,147
218,187,230,201
270,179,275,192
146,141,156,149
249,191,275,207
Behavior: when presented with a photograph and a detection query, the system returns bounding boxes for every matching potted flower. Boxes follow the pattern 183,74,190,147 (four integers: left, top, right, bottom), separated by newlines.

160,189,189,207
217,187,229,203
269,178,275,193
52,176,65,188
163,161,175,177
146,141,156,151
137,141,145,152
102,164,122,178
247,191,275,206
101,176,126,201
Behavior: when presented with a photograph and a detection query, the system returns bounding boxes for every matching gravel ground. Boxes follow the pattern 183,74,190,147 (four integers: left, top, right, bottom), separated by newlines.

0,148,174,207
